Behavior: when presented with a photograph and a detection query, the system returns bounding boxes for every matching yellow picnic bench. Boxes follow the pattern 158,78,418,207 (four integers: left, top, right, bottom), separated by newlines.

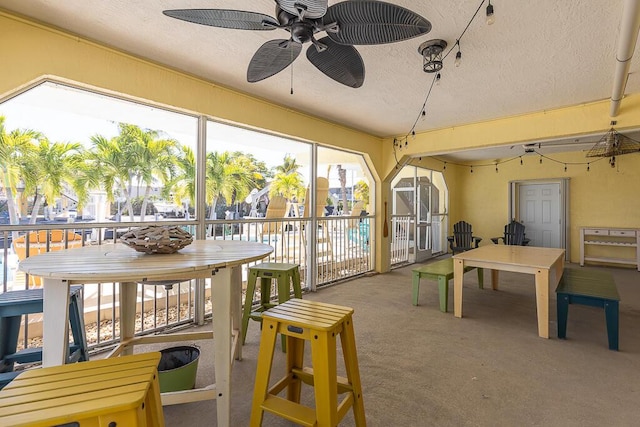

0,352,165,426
412,258,484,312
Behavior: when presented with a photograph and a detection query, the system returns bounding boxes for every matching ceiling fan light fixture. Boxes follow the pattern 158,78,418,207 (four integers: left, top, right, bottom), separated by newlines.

418,39,447,73
486,1,495,25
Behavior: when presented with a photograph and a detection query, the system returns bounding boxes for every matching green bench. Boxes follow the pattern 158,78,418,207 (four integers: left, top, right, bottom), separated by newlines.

412,258,484,312
556,268,620,351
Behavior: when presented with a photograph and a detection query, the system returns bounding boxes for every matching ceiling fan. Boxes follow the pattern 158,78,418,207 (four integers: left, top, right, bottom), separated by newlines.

163,0,432,88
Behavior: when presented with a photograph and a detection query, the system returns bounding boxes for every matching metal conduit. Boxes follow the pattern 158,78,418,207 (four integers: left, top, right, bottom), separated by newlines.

610,0,640,117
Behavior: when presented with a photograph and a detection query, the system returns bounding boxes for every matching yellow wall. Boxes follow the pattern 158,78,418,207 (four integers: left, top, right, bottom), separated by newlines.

445,150,640,264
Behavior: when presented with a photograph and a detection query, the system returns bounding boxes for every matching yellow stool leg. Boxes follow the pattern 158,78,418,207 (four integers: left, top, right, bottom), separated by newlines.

242,269,259,344
250,317,279,427
146,371,166,426
285,333,305,403
340,315,366,426
310,330,339,427
275,272,290,352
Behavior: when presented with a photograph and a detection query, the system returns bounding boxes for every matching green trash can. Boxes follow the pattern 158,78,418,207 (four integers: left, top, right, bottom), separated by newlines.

157,345,200,393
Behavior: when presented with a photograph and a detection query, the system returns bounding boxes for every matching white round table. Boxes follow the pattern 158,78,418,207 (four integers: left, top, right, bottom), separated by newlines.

19,240,273,427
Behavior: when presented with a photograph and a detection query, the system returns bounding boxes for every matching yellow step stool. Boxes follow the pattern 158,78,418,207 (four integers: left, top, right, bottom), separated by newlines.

0,352,165,427
250,298,366,426
242,262,302,350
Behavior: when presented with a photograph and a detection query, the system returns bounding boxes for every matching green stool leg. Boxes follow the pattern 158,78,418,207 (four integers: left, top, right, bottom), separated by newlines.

242,269,259,344
291,268,302,298
437,276,448,313
259,276,271,308
276,272,290,352
477,267,484,289
411,273,420,306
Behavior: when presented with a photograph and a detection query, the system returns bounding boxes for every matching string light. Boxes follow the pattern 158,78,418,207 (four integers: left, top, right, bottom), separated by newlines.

431,150,610,173
520,156,523,165
399,0,492,147
443,162,447,171
486,0,495,25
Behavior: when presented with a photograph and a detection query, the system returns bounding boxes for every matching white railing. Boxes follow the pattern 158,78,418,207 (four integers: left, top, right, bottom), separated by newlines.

390,214,412,267
0,215,373,355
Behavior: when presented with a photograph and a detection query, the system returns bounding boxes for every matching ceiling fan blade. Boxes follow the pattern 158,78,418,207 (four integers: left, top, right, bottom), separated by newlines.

163,9,278,30
277,0,328,20
247,39,302,83
324,1,432,45
306,37,364,88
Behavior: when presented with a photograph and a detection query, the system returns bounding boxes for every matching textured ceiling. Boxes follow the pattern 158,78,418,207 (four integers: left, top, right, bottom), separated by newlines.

2,1,640,159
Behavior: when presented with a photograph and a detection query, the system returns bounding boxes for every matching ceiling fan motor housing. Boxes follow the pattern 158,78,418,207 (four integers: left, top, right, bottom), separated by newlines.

290,20,318,44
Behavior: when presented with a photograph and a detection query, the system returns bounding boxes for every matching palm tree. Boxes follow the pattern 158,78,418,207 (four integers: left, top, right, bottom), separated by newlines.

87,133,136,220
118,124,179,220
270,154,305,205
354,180,370,208
273,154,300,175
337,164,348,213
0,116,41,230
20,138,84,223
270,172,305,202
206,151,262,221
169,145,196,216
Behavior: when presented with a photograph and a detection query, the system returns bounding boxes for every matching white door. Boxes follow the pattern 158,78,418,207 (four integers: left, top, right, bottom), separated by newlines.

517,183,561,248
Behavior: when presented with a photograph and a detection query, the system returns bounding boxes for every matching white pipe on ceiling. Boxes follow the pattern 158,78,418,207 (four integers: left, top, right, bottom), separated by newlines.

610,0,640,117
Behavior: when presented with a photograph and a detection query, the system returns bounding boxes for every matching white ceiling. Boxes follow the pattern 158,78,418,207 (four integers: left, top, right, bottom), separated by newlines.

2,0,640,161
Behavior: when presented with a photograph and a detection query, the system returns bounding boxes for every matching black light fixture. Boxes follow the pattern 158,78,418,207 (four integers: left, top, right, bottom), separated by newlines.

454,41,462,67
486,0,495,25
418,39,448,73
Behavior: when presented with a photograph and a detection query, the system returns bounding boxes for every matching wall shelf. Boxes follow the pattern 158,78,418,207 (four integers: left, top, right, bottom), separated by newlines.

580,227,639,271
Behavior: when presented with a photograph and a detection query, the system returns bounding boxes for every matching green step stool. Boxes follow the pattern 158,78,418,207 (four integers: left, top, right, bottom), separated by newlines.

412,258,484,312
242,263,302,350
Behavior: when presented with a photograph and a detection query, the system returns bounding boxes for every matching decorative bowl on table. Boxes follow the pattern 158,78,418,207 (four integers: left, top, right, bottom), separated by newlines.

120,225,193,254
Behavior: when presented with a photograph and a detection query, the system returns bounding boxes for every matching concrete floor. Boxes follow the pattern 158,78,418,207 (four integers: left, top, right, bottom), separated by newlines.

143,259,640,426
